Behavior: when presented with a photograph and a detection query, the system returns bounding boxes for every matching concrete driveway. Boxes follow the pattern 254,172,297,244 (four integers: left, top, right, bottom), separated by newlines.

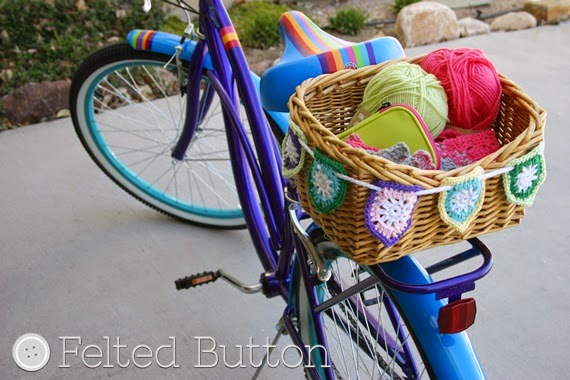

1,22,569,379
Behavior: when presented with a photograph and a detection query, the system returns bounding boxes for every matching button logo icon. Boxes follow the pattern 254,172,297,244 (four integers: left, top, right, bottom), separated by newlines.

13,333,50,372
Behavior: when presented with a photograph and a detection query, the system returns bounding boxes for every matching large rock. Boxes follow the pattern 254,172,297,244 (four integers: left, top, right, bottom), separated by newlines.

75,0,87,11
395,1,460,48
458,17,491,37
2,80,70,125
490,11,537,31
524,0,570,24
164,0,235,22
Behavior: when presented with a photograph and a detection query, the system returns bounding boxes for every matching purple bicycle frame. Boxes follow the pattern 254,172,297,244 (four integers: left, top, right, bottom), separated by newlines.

168,1,338,375
170,0,295,278
168,0,491,378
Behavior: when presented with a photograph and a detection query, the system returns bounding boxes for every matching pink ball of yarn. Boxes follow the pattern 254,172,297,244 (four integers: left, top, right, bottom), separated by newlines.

420,48,502,131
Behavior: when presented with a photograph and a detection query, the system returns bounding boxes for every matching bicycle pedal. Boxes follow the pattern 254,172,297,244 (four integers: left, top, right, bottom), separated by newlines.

175,270,220,290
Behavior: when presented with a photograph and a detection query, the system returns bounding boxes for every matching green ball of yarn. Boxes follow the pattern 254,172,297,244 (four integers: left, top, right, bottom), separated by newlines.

362,61,448,138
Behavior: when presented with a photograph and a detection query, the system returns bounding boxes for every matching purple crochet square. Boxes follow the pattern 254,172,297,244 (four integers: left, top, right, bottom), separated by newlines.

365,181,422,247
283,128,302,169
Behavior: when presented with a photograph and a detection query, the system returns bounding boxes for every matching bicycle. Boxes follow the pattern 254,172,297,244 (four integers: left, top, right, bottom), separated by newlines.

70,0,496,378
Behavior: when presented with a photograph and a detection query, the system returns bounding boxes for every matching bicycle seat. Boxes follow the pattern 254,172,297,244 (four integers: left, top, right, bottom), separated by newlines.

260,11,405,112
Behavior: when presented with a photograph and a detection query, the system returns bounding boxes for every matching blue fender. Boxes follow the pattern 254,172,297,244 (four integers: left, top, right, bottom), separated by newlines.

381,255,486,380
127,30,214,70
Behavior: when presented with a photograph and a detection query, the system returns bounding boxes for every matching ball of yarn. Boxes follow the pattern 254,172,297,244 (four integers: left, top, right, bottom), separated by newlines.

361,61,448,138
420,48,502,131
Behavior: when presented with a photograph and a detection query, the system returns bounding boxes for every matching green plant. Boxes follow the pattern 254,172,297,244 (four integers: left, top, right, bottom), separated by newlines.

393,0,422,14
162,15,189,36
229,1,289,49
0,0,165,97
328,8,368,36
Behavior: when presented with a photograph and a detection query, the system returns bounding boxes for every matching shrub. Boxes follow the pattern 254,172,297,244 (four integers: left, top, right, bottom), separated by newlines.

229,1,289,49
162,15,189,36
0,0,165,97
328,8,368,36
393,0,422,14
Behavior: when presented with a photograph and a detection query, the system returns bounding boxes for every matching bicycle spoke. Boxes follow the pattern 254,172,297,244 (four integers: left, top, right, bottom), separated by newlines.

114,69,173,123
107,143,169,158
140,65,181,131
191,141,237,192
73,46,246,226
310,258,426,380
94,96,159,131
95,120,173,147
99,76,173,146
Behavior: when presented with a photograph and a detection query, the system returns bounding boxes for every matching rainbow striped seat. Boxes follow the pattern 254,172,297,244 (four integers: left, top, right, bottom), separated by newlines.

260,11,405,112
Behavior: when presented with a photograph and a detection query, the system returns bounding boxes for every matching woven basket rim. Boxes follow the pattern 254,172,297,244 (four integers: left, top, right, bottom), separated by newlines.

288,54,546,189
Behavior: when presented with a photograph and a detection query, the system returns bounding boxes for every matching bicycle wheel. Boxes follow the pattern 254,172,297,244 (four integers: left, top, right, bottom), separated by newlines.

70,43,248,228
294,255,433,380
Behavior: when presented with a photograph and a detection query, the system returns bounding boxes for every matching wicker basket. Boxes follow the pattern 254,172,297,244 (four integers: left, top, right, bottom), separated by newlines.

289,55,546,265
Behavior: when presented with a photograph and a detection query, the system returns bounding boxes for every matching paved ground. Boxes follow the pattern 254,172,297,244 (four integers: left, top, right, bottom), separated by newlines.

1,22,569,379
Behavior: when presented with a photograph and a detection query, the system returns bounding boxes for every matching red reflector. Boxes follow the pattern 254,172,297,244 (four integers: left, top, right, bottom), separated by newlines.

438,298,477,334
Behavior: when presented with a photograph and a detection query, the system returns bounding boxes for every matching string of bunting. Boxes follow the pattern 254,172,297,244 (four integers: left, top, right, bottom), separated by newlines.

282,122,546,247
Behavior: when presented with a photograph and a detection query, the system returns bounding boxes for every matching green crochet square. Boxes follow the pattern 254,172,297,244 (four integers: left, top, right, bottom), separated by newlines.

308,149,347,214
503,143,546,207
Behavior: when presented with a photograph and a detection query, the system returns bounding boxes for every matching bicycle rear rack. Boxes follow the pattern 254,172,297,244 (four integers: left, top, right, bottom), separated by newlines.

374,238,493,302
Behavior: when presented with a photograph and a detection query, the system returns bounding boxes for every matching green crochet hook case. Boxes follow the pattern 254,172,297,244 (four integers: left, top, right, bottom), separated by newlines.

338,104,441,169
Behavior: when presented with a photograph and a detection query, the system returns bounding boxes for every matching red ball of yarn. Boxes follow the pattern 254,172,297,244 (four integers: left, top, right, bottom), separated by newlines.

420,48,502,131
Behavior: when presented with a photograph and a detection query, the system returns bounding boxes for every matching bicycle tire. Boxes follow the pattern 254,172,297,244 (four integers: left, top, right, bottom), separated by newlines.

293,255,434,380
70,43,250,228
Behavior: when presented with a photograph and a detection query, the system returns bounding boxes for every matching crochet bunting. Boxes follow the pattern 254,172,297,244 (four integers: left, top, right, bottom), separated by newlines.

365,181,422,247
307,149,347,214
438,167,485,234
282,122,307,178
503,143,546,206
